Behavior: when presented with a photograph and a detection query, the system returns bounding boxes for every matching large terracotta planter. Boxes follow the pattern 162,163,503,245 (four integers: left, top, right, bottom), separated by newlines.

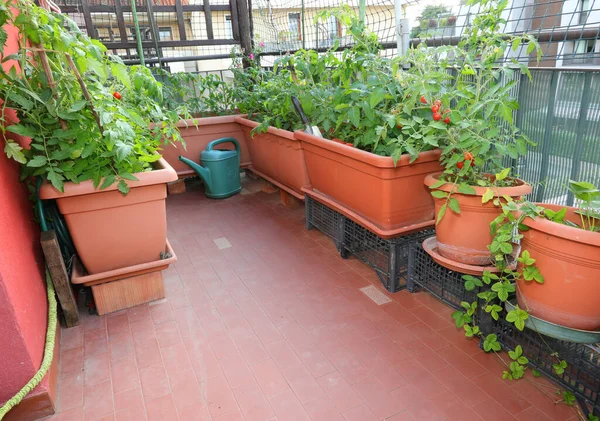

235,116,309,198
296,130,442,231
39,158,177,274
424,173,532,266
161,115,251,178
517,204,600,330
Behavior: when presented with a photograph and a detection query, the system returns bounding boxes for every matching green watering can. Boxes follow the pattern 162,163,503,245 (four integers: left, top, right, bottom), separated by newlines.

179,137,242,199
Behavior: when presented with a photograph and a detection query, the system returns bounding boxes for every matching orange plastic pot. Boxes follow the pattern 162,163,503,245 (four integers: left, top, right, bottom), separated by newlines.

39,158,177,274
297,130,442,231
235,117,309,198
517,204,600,330
424,173,532,266
161,115,251,178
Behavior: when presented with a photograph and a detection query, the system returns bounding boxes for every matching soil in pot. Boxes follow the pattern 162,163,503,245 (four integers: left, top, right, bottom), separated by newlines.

517,204,600,331
424,172,532,266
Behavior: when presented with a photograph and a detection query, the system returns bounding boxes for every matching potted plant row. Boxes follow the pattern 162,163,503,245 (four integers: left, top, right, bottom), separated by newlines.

1,0,181,311
232,47,311,199
155,69,252,178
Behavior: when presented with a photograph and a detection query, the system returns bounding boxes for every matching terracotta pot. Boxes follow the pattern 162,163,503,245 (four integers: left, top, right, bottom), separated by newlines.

39,158,177,274
297,130,442,231
161,115,251,178
424,173,532,266
235,117,309,198
517,204,600,330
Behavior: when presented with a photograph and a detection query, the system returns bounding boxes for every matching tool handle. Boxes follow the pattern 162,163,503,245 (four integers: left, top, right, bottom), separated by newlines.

291,96,310,126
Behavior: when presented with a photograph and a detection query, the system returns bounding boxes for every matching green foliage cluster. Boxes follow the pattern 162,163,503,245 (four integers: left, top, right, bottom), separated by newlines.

0,0,183,193
155,69,236,117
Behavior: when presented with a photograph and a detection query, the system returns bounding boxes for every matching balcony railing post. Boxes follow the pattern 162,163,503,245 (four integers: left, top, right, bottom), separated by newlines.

566,71,593,206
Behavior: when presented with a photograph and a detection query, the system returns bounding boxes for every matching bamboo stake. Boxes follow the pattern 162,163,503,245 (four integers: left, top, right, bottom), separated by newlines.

65,53,104,135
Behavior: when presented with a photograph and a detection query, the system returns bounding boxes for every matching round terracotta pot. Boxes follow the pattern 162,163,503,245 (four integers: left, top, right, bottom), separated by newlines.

516,204,600,330
423,172,532,266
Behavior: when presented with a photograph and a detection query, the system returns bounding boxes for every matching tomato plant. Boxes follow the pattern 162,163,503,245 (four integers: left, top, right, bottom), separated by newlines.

0,0,183,193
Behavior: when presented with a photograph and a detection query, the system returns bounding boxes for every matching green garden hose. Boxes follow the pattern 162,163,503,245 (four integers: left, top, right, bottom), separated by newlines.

0,271,57,420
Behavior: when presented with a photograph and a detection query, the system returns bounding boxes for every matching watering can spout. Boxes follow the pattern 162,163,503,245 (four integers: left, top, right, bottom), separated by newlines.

179,156,211,188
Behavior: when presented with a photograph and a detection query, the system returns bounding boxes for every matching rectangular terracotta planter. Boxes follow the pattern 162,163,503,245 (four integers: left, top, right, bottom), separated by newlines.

235,116,310,199
39,158,177,274
296,131,442,232
161,115,252,178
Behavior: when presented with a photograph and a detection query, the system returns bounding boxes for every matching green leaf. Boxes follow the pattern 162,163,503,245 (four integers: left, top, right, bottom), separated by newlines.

369,88,386,108
532,369,541,377
117,179,129,194
482,188,494,204
47,169,65,192
431,190,448,199
457,184,476,195
512,38,521,51
522,266,544,283
506,306,529,331
69,99,89,112
26,156,47,167
428,179,447,190
448,198,460,214
436,203,447,224
483,334,501,352
517,250,536,266
4,140,26,164
7,124,38,138
111,62,131,88
100,174,115,189
496,168,511,181
348,107,360,127
120,172,138,181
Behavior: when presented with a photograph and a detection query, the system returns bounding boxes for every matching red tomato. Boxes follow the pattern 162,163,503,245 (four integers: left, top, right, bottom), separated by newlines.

113,92,122,100
443,116,451,124
457,161,464,169
420,95,427,104
433,112,442,121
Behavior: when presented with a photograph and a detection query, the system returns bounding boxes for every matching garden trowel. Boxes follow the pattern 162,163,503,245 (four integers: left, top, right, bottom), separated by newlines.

292,96,322,137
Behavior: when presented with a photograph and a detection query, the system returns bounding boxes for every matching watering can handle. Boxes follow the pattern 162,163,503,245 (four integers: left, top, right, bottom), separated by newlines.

206,137,240,155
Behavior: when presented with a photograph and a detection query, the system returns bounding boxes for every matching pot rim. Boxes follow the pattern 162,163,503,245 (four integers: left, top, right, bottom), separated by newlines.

295,129,442,168
423,172,533,197
234,116,296,140
176,114,246,128
520,203,600,247
39,157,177,200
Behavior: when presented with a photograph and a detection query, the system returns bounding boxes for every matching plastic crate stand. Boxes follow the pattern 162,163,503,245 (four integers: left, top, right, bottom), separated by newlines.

492,315,600,416
407,241,479,311
341,218,434,293
407,241,600,416
305,195,344,251
305,196,434,293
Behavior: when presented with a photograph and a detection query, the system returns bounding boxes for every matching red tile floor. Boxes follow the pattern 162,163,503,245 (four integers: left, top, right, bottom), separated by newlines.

44,179,581,421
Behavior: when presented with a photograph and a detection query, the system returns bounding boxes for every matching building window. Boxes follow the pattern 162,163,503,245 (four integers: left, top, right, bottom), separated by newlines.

129,26,152,41
574,39,595,54
580,0,590,25
327,15,341,39
225,15,233,38
158,27,172,41
288,13,301,40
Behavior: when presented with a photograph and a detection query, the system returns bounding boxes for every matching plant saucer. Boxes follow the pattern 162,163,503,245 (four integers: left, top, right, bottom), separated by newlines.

422,236,501,276
505,299,600,344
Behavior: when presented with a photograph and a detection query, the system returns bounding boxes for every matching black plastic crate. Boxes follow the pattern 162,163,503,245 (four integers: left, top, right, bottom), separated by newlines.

341,219,434,293
407,241,479,311
305,196,344,250
304,196,434,293
493,316,600,416
406,241,600,416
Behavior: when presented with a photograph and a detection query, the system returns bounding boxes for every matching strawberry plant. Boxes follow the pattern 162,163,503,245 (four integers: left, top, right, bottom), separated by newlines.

0,0,183,193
